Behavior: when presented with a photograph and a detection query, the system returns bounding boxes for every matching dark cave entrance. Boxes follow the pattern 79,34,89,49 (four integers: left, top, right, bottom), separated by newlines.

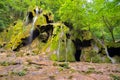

73,38,82,61
107,47,120,57
72,38,93,61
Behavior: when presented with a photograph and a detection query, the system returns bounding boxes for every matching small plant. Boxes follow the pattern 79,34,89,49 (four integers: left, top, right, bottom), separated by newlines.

110,74,120,80
17,70,27,76
12,70,27,76
58,62,70,69
0,61,10,66
53,62,58,66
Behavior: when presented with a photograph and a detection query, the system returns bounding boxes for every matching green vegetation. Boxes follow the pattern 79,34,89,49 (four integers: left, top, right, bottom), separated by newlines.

81,67,103,74
110,74,120,80
15,70,27,76
0,61,18,66
0,0,120,41
0,0,120,63
11,69,27,76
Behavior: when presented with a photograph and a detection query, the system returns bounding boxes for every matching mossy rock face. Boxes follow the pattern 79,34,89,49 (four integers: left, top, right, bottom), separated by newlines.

80,47,111,63
42,10,54,23
50,39,76,62
50,23,76,62
4,20,25,50
3,6,54,51
4,20,37,50
50,23,69,50
80,47,95,62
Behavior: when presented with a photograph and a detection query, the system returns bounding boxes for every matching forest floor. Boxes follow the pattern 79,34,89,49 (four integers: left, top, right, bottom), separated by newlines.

0,48,120,80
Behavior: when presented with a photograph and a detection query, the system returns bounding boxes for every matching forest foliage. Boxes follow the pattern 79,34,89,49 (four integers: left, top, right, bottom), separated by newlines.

0,0,120,42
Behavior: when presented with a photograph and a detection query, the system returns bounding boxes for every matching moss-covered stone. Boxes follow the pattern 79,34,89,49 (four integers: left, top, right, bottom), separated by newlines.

3,6,54,51
4,20,38,50
50,39,76,62
50,23,76,62
34,14,47,26
80,47,111,63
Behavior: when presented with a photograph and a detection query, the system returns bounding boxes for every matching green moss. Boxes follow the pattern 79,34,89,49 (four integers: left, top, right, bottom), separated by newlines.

11,69,27,76
50,39,76,62
35,14,47,26
81,47,111,63
16,70,27,76
4,20,27,50
50,23,76,62
3,6,54,51
50,53,58,61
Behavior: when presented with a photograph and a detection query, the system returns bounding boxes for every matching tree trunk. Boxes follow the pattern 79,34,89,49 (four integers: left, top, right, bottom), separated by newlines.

110,29,115,42
102,16,115,42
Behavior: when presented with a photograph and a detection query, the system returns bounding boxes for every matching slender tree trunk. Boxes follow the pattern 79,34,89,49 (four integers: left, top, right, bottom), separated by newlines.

102,16,115,42
110,29,115,42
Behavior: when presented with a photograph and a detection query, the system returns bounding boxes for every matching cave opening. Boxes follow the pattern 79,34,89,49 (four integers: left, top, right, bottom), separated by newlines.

28,12,34,23
73,38,82,61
